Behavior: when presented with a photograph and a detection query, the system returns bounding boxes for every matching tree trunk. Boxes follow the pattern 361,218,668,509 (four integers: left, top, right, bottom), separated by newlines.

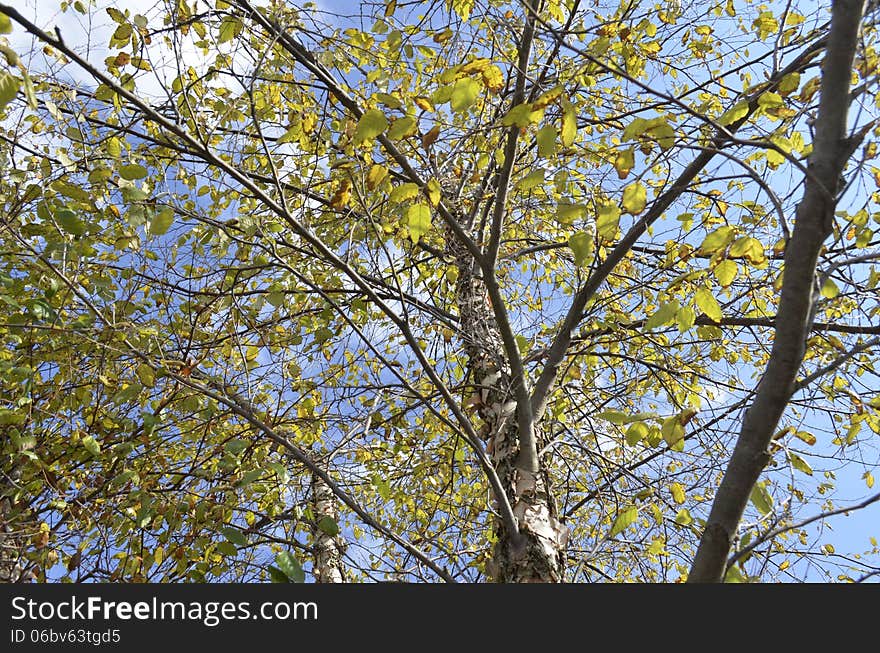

688,0,866,582
310,470,346,583
1,464,31,583
445,223,568,582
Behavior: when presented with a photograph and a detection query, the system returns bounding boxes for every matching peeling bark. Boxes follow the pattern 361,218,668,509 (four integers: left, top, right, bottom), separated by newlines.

444,223,568,583
310,470,346,583
688,0,866,583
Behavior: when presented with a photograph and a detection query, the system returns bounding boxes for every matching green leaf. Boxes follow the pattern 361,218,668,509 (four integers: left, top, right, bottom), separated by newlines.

645,300,679,330
82,435,101,457
623,117,649,142
28,298,57,322
235,469,262,487
536,125,557,158
225,440,248,455
274,551,305,582
718,100,748,126
713,259,738,287
119,164,148,180
676,305,696,333
387,115,416,140
625,422,649,446
556,202,585,225
406,203,432,242
596,202,620,240
568,230,594,268
136,363,156,387
389,182,420,202
502,102,542,127
354,109,388,144
777,72,800,95
0,12,12,34
316,516,340,536
222,527,248,546
149,208,175,236
648,121,675,151
724,565,746,583
450,77,480,112
695,288,723,322
621,182,647,214
750,483,773,515
374,92,402,109
661,415,684,446
267,565,290,583
517,169,545,191
560,99,577,146
698,226,734,254
216,541,238,557
608,505,638,538
674,508,693,526
0,72,21,113
218,16,242,43
788,452,813,476
595,410,630,425
55,208,86,236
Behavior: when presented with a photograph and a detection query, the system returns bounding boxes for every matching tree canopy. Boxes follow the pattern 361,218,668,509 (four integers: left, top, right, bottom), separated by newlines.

1,0,879,583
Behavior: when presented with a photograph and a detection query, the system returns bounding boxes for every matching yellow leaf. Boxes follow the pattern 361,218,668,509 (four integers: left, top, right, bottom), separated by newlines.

460,58,491,74
713,259,738,287
661,415,685,446
450,77,480,112
367,164,388,190
330,179,352,209
481,65,504,91
560,99,577,146
517,169,545,191
609,505,638,538
406,203,432,242
387,116,417,140
536,125,557,158
676,305,696,333
695,288,723,322
778,72,801,96
596,202,620,240
389,182,420,203
794,430,816,446
414,96,434,112
820,278,840,299
621,182,647,214
698,225,734,254
718,101,748,127
568,230,594,268
424,178,441,206
502,102,543,127
750,483,773,515
354,109,388,144
671,483,686,504
614,148,635,179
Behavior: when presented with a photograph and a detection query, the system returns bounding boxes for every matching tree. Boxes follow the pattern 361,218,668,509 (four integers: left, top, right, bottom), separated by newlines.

0,0,878,583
